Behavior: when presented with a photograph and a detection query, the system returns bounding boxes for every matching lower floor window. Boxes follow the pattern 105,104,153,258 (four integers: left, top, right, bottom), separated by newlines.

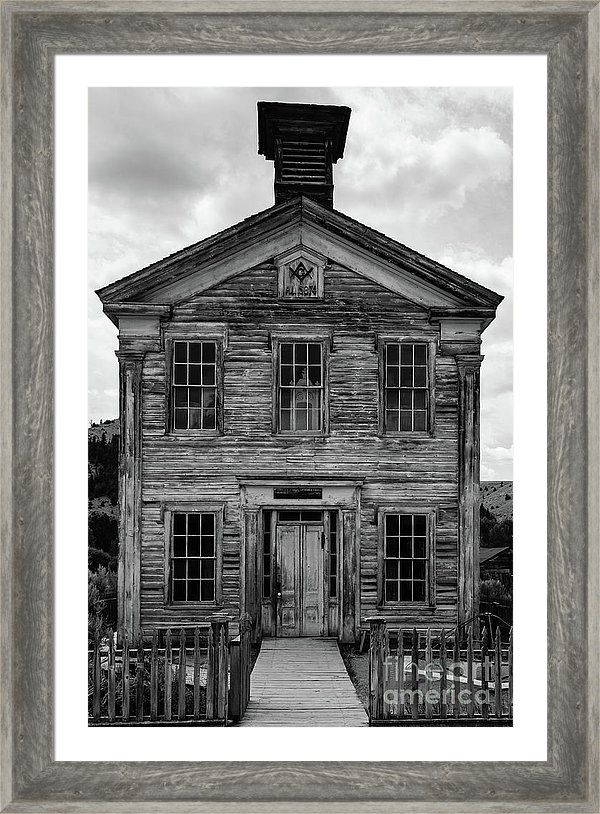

384,513,428,603
171,512,216,602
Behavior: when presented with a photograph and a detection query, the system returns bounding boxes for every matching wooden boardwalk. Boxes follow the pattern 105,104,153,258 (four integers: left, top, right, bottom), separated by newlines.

237,638,368,727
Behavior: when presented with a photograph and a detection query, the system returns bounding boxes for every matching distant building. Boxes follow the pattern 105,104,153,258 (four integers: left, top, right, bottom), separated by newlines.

97,102,502,644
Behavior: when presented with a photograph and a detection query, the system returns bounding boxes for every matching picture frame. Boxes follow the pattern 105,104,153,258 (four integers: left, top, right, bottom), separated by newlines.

1,1,598,810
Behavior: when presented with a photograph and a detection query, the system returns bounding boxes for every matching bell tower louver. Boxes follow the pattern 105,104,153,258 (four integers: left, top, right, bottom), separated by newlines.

257,101,351,209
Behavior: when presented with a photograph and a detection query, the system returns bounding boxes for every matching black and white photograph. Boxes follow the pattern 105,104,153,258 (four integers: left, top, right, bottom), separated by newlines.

88,87,513,727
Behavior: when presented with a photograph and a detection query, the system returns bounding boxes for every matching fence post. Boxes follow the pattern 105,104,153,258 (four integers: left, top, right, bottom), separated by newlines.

136,635,145,722
411,628,419,720
367,617,386,723
440,629,447,719
193,626,201,720
178,628,187,721
164,629,172,722
122,632,130,722
229,637,241,722
494,627,502,719
150,629,158,722
241,613,252,713
207,617,229,722
107,630,116,722
92,632,101,723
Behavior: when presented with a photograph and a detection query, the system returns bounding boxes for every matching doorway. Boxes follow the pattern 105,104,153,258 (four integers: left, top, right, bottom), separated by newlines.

276,511,324,637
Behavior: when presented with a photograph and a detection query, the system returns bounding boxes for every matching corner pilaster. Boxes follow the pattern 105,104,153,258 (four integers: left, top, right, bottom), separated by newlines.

456,354,484,634
116,351,144,644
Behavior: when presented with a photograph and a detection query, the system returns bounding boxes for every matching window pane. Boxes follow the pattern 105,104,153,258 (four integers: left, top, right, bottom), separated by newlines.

413,515,426,536
174,409,188,429
281,343,293,364
188,514,200,535
414,367,427,387
400,390,412,409
385,560,398,579
203,409,216,429
173,560,186,579
413,538,426,559
188,559,200,579
386,514,399,536
296,410,308,431
204,388,216,408
188,343,202,363
413,581,426,602
202,342,216,363
329,577,337,598
295,344,307,364
308,365,321,386
414,390,426,410
188,365,201,385
280,409,292,430
386,390,399,410
400,515,412,535
400,344,413,364
201,514,214,535
202,560,215,580
280,365,294,386
400,537,412,558
280,389,292,409
202,365,215,386
189,409,202,429
173,537,186,558
414,344,427,365
386,367,399,387
201,581,215,602
386,344,399,365
386,411,399,431
385,581,398,602
201,536,215,557
188,387,201,408
413,561,426,581
173,513,186,535
400,411,412,431
399,582,412,602
188,580,200,602
173,581,186,601
400,367,413,387
386,537,399,558
400,561,412,580
174,364,187,385
187,536,200,557
308,344,321,365
414,411,426,431
174,342,187,362
174,388,188,407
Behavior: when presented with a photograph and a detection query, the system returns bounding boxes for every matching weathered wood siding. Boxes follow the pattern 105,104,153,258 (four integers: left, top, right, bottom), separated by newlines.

138,263,461,633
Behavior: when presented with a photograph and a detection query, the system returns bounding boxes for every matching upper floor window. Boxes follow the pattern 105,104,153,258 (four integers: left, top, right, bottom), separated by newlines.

383,513,429,604
172,340,218,431
277,341,324,433
384,342,429,432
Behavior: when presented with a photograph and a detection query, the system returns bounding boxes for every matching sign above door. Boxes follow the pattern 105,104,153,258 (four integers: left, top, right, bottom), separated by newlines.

273,487,323,500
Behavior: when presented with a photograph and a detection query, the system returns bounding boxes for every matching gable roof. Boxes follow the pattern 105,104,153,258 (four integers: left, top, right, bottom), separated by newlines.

480,547,512,565
96,195,503,317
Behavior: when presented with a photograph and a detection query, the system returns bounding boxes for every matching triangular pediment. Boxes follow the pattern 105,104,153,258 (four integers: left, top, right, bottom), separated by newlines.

97,196,502,323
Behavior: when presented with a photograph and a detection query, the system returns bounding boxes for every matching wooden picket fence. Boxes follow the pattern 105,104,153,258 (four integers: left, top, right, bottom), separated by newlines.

88,619,230,725
368,618,513,726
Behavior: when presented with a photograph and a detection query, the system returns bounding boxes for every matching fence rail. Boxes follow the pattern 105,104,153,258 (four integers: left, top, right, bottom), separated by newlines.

368,619,513,725
89,619,230,725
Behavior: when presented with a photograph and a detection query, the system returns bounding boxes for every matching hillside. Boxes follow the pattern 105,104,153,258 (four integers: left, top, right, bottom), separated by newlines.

481,480,513,521
89,418,119,442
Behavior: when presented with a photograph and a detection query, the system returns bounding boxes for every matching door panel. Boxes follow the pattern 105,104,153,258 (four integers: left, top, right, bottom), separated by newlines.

276,522,324,636
277,525,300,636
302,526,324,636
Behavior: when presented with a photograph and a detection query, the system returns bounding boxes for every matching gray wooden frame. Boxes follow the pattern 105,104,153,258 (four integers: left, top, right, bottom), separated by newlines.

0,1,598,810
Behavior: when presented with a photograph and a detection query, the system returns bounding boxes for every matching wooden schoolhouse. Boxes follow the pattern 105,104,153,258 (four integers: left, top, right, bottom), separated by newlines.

97,102,502,645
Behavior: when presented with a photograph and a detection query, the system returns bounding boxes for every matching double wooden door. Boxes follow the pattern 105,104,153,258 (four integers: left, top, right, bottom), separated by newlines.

276,523,324,636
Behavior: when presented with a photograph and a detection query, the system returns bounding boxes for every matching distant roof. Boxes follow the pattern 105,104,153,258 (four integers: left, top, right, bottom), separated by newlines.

480,547,511,565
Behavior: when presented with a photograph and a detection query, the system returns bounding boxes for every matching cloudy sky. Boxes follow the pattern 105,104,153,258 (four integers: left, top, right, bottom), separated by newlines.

89,86,513,480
